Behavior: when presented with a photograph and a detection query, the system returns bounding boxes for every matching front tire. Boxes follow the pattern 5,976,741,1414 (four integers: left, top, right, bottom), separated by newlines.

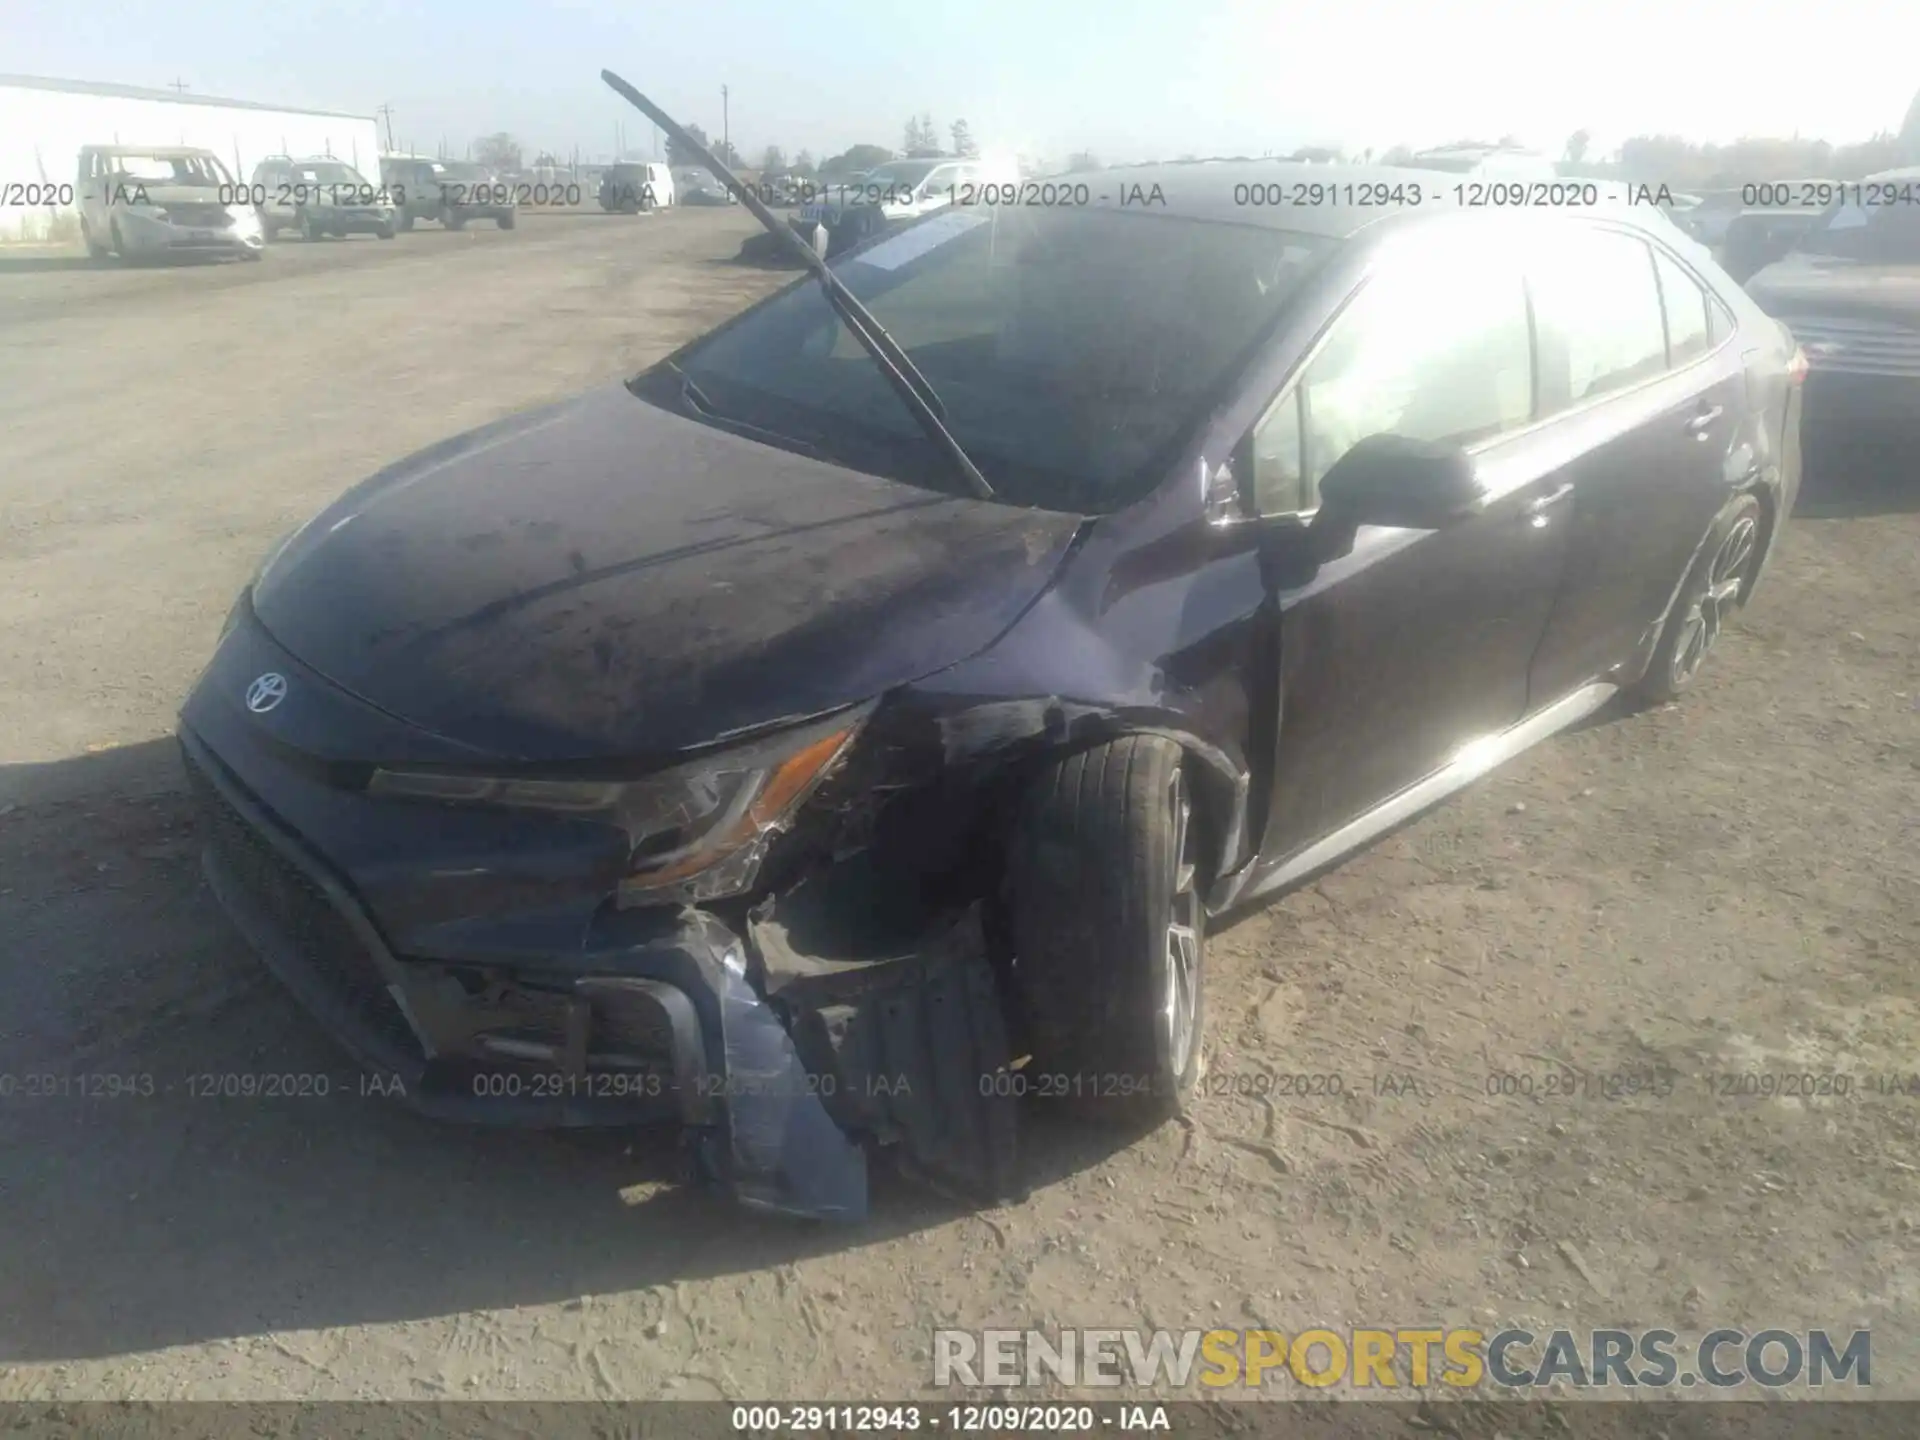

1632,492,1764,705
302,212,323,242
397,209,415,232
82,219,108,259
1006,736,1206,1122
443,207,466,231
496,210,516,230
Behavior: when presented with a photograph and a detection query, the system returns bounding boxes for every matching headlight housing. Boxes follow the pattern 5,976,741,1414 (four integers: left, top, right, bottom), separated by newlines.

367,707,867,904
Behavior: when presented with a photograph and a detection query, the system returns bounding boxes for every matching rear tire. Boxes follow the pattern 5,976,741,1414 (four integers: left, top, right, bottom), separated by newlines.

302,213,323,242
397,210,414,232
1005,736,1206,1122
497,210,516,230
1630,492,1764,706
444,207,466,231
375,222,395,240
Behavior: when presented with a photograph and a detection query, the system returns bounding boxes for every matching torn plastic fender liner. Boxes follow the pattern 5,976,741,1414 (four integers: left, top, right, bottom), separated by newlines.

750,877,1026,1206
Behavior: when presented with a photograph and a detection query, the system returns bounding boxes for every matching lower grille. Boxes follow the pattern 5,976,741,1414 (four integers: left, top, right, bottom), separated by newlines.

184,752,423,1061
164,204,234,229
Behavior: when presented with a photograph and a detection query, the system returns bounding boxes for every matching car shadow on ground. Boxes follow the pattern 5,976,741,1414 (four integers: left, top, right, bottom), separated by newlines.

0,252,110,273
1793,432,1920,519
0,736,1140,1364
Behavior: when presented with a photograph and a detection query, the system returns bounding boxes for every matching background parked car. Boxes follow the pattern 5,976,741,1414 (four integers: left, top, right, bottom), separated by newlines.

380,156,457,231
674,168,736,205
790,156,1008,256
598,161,673,212
1743,167,1920,443
432,161,517,230
252,155,394,241
75,144,263,261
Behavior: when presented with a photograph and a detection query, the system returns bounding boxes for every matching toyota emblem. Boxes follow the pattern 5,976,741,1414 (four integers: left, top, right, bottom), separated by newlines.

245,672,288,714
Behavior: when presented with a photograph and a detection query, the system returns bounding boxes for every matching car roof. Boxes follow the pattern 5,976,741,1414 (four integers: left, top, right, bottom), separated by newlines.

86,144,218,157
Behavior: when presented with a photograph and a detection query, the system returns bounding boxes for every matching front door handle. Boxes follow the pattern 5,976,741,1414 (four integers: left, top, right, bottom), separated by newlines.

1686,405,1725,437
1524,482,1575,521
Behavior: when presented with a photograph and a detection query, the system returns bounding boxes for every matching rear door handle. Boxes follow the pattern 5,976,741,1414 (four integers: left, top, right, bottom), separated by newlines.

1686,405,1725,437
1524,482,1575,518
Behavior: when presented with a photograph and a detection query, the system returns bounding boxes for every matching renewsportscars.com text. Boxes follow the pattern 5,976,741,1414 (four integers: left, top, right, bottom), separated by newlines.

933,1327,1872,1390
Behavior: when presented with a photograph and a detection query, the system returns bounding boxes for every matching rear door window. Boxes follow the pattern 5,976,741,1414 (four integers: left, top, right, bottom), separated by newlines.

1529,227,1670,411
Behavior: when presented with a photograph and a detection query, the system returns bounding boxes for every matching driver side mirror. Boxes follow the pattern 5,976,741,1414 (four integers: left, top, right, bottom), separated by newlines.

1313,433,1484,533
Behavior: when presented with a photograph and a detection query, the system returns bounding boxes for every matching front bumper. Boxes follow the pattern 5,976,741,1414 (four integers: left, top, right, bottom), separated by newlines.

122,213,262,255
312,207,394,234
176,615,1022,1219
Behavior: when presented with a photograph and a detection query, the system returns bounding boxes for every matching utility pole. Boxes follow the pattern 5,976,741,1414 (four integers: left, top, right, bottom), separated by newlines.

168,78,189,93
721,85,729,165
376,103,395,152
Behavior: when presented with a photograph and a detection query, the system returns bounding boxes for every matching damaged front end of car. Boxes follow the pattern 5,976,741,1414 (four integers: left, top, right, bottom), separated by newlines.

179,633,1029,1223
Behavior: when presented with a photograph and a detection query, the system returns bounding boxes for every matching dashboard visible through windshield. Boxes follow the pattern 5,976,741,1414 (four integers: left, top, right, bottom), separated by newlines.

664,207,1332,512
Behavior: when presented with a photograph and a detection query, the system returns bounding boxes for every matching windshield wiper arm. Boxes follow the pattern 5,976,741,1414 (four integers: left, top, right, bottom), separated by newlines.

600,68,994,502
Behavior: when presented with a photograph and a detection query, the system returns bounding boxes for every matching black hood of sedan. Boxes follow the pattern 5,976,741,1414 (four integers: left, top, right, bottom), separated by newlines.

252,386,1083,762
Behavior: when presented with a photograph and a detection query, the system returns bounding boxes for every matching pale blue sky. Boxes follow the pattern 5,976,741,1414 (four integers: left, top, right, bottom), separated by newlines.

4,0,1911,165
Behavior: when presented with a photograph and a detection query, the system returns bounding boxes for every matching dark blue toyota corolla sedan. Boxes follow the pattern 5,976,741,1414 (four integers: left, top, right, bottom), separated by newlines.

180,154,1803,1220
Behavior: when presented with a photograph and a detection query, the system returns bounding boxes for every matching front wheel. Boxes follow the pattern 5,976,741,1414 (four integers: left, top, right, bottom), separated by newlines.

82,219,108,259
496,210,516,230
302,213,323,242
1632,492,1764,705
443,207,466,231
1005,736,1206,1122
375,222,395,239
396,209,414,232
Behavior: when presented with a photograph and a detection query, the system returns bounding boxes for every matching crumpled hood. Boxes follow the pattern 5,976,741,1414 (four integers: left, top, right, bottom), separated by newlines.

252,385,1082,761
1746,252,1920,329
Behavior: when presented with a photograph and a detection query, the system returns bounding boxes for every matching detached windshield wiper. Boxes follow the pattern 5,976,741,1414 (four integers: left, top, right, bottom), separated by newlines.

600,68,995,502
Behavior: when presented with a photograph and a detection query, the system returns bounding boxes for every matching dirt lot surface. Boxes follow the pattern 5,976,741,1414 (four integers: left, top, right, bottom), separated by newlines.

1,207,1916,1406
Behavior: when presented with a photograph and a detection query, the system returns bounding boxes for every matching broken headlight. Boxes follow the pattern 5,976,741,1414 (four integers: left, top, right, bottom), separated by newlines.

367,706,867,903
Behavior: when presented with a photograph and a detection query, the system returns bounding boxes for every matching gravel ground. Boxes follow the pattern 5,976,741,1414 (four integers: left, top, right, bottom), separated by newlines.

1,207,1916,1406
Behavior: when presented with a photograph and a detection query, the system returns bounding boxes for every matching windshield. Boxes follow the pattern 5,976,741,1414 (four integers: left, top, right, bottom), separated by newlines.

862,160,941,189
669,207,1333,512
103,153,230,186
1789,197,1920,264
291,161,371,187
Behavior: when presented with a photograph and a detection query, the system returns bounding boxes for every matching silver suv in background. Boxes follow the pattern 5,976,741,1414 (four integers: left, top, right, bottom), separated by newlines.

251,156,395,241
75,145,264,261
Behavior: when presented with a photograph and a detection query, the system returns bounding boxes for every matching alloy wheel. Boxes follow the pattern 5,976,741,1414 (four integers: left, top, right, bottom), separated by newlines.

1163,767,1201,1079
1670,514,1758,687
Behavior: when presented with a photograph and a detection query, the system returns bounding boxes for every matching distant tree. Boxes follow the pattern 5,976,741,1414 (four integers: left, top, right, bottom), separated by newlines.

792,148,816,176
712,138,744,170
1286,146,1342,163
474,133,523,172
1065,150,1101,173
761,144,788,176
1564,128,1592,165
668,123,711,169
904,114,943,158
1381,144,1415,165
949,119,979,159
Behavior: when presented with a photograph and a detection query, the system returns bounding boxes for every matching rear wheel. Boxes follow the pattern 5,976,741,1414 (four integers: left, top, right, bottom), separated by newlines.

375,221,395,240
302,212,323,242
396,209,414,232
497,210,516,230
1005,736,1206,1122
1632,492,1764,705
444,207,466,231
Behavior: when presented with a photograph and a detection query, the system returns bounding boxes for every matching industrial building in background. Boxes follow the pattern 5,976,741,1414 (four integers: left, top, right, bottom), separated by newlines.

0,74,380,242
